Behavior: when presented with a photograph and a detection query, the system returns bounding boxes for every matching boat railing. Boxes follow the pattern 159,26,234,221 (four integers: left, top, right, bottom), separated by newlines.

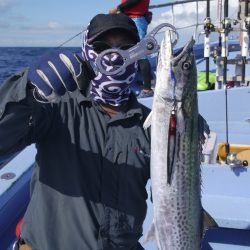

148,0,250,91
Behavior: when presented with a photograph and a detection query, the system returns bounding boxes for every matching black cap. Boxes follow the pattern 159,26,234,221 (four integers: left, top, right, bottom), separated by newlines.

87,13,140,44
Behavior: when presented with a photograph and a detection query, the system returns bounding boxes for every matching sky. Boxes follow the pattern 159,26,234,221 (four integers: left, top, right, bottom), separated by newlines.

0,0,239,47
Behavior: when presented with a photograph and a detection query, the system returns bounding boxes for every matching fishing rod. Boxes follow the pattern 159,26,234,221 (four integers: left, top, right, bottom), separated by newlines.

222,0,231,162
241,0,250,84
216,0,222,89
204,0,214,90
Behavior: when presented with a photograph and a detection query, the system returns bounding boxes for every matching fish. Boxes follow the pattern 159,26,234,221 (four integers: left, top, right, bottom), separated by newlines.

143,30,217,250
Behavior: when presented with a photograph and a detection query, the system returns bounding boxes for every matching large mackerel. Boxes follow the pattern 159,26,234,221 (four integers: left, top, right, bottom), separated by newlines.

144,31,215,250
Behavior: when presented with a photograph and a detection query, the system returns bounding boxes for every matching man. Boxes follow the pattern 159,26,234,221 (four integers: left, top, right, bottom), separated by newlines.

0,13,151,250
109,0,154,98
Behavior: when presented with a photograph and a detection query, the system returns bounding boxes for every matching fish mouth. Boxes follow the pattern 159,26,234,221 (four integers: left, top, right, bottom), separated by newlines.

171,37,195,66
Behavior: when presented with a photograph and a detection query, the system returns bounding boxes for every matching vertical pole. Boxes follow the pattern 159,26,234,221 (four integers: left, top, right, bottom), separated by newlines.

205,0,211,89
241,0,249,84
223,0,230,161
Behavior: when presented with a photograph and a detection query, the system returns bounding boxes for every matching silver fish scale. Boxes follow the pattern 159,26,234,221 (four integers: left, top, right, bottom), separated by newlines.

149,30,202,250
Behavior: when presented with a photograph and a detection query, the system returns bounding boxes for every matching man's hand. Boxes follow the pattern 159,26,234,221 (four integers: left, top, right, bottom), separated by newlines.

28,49,84,102
109,7,119,14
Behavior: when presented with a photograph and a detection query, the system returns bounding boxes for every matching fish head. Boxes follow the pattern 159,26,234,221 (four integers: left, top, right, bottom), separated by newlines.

154,30,174,100
171,38,197,102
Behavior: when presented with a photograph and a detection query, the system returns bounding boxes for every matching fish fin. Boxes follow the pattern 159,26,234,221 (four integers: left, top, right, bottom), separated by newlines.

143,222,155,244
198,114,210,143
198,114,210,162
202,209,218,238
143,111,153,129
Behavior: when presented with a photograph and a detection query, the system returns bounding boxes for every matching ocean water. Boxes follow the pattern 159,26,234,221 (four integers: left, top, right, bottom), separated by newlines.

0,47,81,84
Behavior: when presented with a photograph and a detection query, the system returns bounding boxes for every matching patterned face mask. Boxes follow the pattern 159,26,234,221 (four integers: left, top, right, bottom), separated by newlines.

82,31,138,106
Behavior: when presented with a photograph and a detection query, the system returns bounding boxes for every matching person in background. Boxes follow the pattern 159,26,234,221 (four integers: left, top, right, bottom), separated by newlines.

109,0,154,98
0,13,151,250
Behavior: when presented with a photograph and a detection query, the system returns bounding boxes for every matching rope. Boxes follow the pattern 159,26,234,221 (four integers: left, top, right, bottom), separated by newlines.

149,0,214,9
57,29,86,48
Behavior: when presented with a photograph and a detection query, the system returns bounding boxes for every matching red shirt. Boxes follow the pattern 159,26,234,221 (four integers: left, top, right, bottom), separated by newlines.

120,0,150,16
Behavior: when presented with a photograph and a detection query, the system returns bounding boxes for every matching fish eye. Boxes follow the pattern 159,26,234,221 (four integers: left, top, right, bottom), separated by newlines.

182,61,191,70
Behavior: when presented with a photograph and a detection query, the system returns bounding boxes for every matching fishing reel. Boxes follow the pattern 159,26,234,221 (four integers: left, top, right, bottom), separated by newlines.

226,153,241,167
204,17,215,35
244,16,250,35
226,152,249,168
222,17,232,35
233,19,239,26
201,17,216,59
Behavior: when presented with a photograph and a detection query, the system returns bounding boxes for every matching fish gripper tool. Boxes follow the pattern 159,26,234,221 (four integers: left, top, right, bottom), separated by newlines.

95,23,179,76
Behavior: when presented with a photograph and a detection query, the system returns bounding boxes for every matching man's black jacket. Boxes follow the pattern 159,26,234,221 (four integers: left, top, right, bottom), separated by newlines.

0,69,151,250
